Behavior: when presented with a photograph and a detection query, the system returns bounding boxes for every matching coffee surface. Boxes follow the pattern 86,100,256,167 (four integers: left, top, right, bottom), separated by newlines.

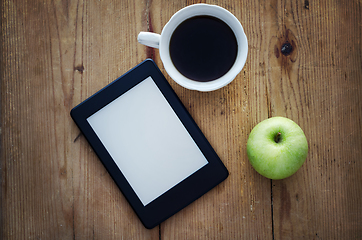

169,16,238,82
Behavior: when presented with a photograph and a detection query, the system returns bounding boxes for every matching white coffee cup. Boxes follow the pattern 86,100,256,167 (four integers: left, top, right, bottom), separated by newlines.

138,4,248,91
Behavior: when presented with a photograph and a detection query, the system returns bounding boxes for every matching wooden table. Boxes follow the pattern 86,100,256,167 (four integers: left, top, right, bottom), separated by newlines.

1,0,361,239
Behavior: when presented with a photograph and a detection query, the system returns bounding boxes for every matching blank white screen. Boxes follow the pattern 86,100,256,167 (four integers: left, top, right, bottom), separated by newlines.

87,77,208,206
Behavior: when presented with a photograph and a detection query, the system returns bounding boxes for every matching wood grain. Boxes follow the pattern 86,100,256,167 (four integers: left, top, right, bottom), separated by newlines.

1,0,361,239
1,0,157,239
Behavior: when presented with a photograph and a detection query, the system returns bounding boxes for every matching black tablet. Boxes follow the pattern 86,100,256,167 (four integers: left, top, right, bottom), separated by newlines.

70,59,229,229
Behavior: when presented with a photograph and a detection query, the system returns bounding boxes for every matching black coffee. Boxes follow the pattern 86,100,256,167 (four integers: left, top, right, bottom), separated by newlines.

169,16,238,82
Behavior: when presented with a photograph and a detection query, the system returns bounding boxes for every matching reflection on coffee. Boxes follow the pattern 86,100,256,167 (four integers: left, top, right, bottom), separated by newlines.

169,16,238,82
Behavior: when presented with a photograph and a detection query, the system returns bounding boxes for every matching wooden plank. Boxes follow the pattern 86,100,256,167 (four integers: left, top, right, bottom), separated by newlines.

264,0,362,239
1,0,158,239
158,1,273,239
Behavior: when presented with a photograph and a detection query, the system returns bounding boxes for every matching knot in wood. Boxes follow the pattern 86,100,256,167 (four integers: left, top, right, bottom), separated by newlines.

281,42,293,56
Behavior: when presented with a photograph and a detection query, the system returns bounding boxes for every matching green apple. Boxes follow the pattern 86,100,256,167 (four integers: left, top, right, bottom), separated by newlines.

246,117,308,180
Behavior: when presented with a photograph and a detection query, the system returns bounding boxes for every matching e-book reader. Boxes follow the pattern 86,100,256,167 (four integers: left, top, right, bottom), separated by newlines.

70,59,229,229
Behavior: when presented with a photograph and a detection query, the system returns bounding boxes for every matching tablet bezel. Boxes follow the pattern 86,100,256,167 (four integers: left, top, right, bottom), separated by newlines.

70,59,229,229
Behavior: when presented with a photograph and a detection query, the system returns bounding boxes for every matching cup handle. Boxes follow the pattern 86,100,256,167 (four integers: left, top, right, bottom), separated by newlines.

137,32,161,49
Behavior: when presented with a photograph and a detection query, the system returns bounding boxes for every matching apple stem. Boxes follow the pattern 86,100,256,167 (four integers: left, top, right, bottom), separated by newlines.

274,132,282,143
